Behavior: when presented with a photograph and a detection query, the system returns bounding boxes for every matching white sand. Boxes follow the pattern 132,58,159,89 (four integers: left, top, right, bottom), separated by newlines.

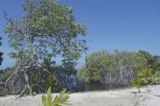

0,85,160,106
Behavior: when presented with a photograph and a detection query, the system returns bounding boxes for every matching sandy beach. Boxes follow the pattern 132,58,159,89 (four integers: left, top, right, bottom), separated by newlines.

0,85,160,106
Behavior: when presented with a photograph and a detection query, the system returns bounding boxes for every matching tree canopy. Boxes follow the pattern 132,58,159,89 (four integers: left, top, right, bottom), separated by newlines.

4,0,87,97
5,0,87,65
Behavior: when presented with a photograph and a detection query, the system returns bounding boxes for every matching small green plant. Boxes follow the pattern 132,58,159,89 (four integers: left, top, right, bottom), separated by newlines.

132,67,158,93
42,87,70,106
132,76,142,93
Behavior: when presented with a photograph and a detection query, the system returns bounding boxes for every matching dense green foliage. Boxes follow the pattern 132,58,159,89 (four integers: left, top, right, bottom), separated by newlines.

78,50,160,87
131,67,158,93
42,87,70,106
0,37,3,65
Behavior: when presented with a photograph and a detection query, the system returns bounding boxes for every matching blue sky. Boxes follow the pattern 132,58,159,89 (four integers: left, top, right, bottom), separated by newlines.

0,0,160,69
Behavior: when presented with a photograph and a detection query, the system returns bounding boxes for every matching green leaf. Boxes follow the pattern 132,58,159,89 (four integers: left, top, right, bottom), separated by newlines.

42,95,47,105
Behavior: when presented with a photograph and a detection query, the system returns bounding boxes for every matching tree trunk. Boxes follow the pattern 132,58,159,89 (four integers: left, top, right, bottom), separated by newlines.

138,88,141,93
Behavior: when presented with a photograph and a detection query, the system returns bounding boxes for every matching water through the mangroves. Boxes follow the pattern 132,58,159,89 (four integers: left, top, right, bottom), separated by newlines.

84,83,129,91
